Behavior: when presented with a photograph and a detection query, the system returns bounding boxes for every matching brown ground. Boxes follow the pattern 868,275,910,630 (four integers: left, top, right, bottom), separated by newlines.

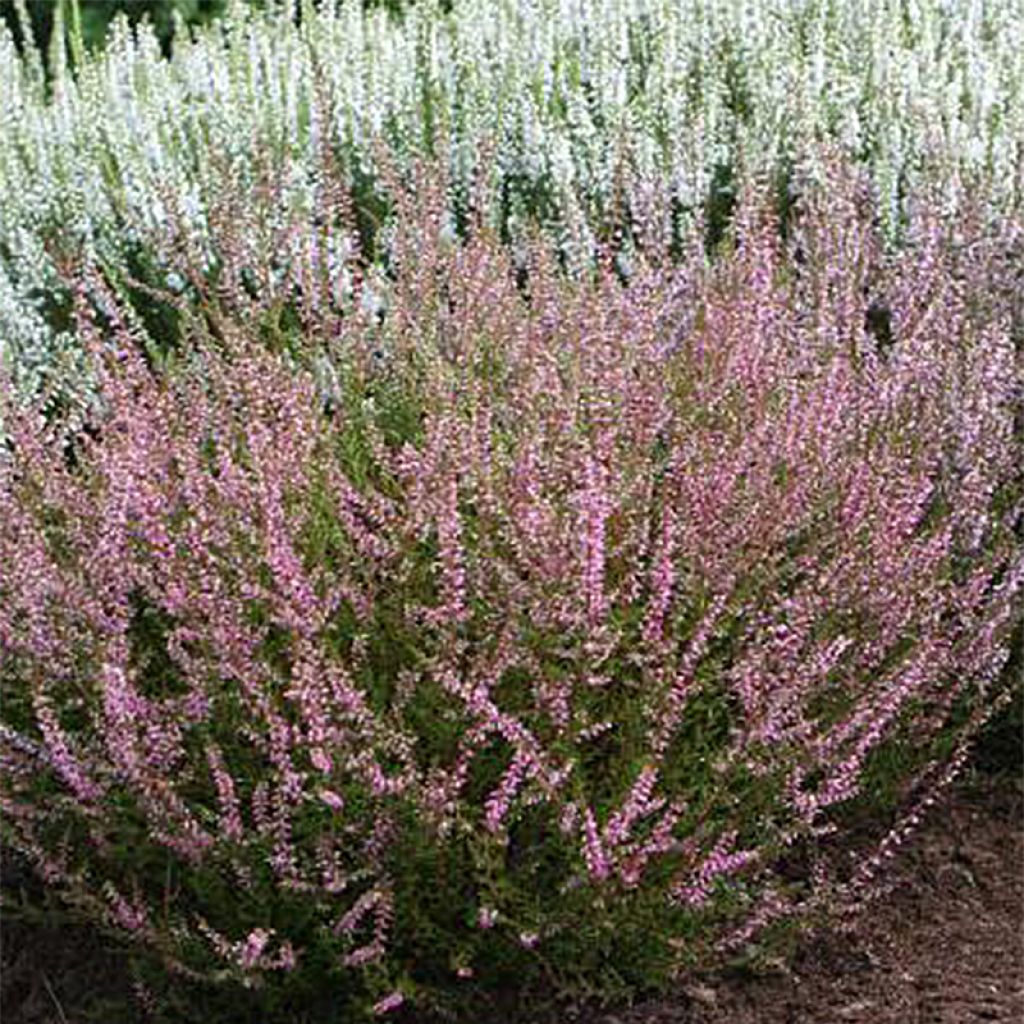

597,775,1024,1024
2,775,1021,1024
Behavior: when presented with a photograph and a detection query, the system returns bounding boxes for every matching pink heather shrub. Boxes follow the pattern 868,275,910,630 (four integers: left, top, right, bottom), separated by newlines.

1,161,1021,1018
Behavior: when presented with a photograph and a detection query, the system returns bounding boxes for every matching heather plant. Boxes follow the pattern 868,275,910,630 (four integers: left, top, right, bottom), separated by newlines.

2,0,1023,403
1,165,1021,1020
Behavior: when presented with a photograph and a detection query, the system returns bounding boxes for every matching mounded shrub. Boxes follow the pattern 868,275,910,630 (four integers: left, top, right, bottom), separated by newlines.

1,163,1021,1019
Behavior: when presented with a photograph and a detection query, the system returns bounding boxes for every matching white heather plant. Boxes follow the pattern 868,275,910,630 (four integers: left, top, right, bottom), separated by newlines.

0,0,1022,402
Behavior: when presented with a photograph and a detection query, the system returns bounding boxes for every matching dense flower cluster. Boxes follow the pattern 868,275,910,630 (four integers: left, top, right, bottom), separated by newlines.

2,155,1020,1014
1,0,1022,402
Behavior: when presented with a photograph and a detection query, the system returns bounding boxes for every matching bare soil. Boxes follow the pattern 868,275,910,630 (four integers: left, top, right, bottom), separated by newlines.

596,774,1024,1024
2,775,1021,1024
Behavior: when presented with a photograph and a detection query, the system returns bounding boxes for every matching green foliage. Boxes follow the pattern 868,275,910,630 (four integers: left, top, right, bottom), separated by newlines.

0,0,228,59
0,0,439,64
974,622,1024,777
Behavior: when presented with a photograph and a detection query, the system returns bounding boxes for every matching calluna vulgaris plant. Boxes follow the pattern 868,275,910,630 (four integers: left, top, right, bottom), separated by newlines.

1,164,1022,1019
2,0,1023,404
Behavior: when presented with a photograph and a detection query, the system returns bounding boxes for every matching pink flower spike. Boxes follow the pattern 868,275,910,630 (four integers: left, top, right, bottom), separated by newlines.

319,789,345,812
238,928,272,970
372,991,405,1015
